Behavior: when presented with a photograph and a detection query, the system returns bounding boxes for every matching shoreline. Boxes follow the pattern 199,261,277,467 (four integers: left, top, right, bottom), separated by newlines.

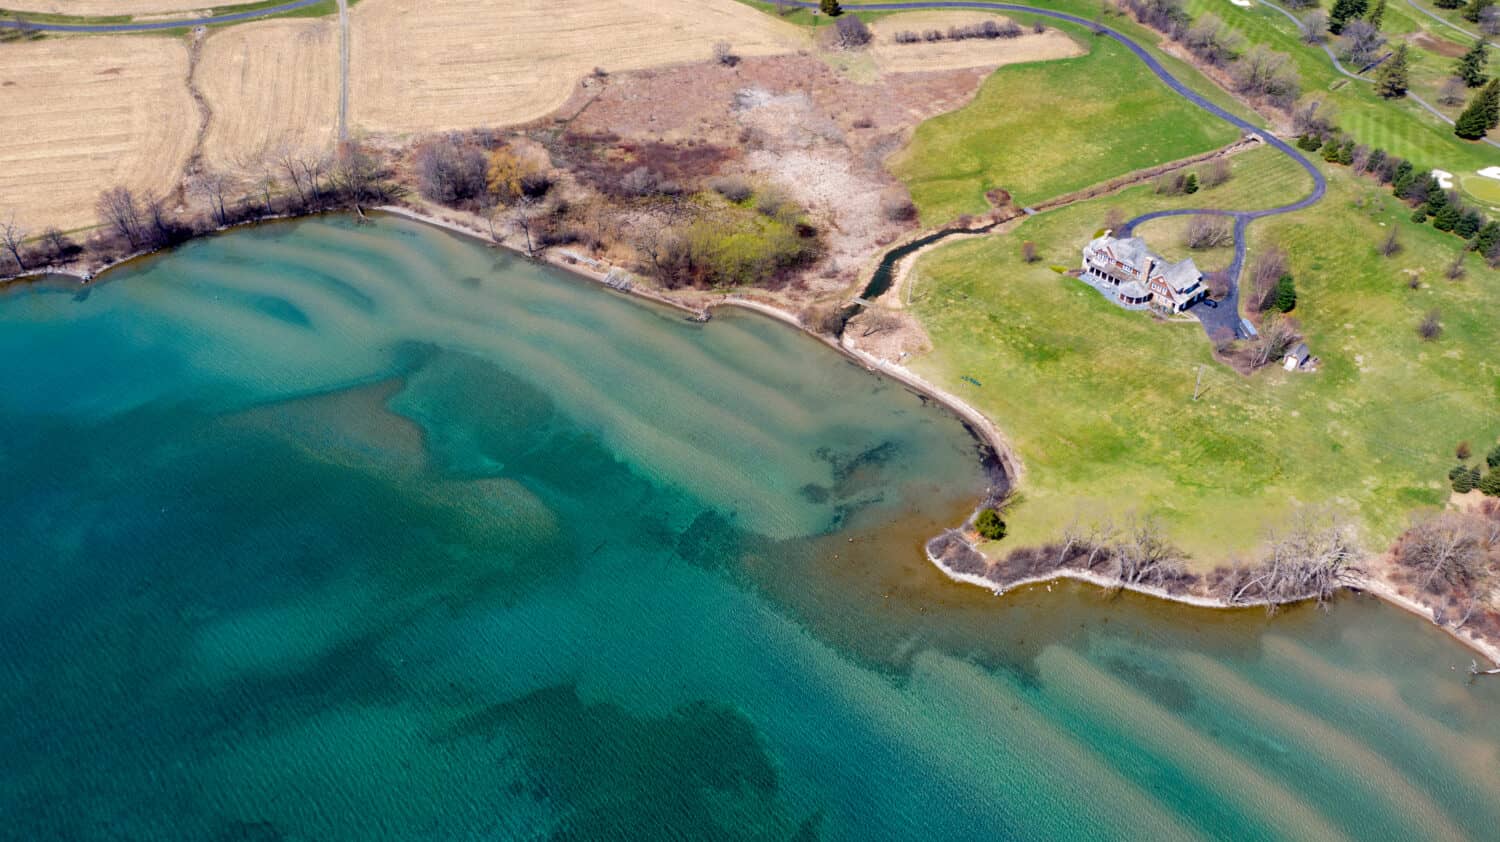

10,204,1495,669
925,538,1500,667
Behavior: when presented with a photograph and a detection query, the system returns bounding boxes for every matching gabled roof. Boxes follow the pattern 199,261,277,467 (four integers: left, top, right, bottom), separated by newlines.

1158,257,1202,293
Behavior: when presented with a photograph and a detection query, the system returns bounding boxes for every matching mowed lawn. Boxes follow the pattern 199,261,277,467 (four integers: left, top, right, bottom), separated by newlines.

906,165,1500,565
890,34,1240,225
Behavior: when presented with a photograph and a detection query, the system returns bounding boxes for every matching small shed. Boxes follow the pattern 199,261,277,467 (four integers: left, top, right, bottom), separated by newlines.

1283,342,1311,371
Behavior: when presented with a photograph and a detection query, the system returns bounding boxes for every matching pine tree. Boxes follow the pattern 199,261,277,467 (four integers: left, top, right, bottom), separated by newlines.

820,0,843,16
1458,208,1484,238
1184,173,1199,194
1434,203,1463,231
1376,43,1409,98
1479,78,1500,129
1425,178,1449,214
1476,221,1500,254
1274,275,1297,312
1368,0,1387,28
1464,0,1494,23
1488,443,1500,468
1330,0,1369,33
1455,83,1496,139
1455,39,1490,88
1392,160,1416,196
1454,467,1478,493
1481,470,1500,496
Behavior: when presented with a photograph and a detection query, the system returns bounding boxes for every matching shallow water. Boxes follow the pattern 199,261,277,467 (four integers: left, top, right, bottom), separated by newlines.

1,215,1497,841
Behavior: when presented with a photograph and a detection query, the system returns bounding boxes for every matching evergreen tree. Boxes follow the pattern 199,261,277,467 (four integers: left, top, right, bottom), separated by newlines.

1464,0,1494,23
1376,43,1409,98
1424,179,1449,214
1475,221,1500,254
1481,470,1500,496
1457,208,1484,238
1434,203,1462,231
1436,0,1465,7
1479,78,1500,129
1450,463,1471,482
1392,160,1416,196
1489,443,1500,468
1455,83,1495,138
974,508,1007,540
1274,275,1297,312
1454,467,1478,493
1184,173,1199,194
1455,39,1490,87
1368,0,1387,28
820,0,843,16
1330,0,1369,33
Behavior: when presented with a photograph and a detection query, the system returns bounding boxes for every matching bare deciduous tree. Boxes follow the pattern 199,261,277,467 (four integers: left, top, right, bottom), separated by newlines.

1112,516,1187,588
1302,10,1329,44
1250,245,1289,311
1398,512,1485,593
858,309,901,337
1021,241,1039,263
1218,512,1362,609
1185,214,1233,249
97,186,146,249
1438,76,1469,106
1251,314,1301,368
1379,226,1402,257
192,170,235,227
1,213,27,272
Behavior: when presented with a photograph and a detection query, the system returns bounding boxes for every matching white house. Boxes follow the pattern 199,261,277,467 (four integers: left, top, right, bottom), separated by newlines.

1080,232,1209,313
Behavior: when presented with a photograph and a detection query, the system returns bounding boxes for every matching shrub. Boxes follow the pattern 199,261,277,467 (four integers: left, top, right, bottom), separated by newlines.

820,0,843,16
713,41,738,66
1199,158,1232,188
1488,443,1500,468
415,135,489,207
834,14,872,49
1021,241,1040,263
975,508,1007,540
1412,209,1428,224
1417,308,1442,340
709,176,753,202
1458,441,1473,460
1297,133,1324,151
1481,471,1500,496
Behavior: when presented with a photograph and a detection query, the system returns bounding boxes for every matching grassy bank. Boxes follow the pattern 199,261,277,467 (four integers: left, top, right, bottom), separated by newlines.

890,32,1242,224
906,162,1500,565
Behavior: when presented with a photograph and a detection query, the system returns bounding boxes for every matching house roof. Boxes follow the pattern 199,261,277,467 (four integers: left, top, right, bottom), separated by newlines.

1288,342,1310,360
1118,280,1149,299
1158,257,1202,293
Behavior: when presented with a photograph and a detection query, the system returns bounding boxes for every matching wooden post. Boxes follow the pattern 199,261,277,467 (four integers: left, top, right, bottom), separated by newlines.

1192,365,1204,401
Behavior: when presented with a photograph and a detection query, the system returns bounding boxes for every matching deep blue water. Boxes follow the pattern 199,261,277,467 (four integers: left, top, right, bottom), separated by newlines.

1,216,1498,841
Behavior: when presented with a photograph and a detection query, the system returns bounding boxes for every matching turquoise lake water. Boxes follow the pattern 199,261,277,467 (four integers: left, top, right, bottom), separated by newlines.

2,215,1498,840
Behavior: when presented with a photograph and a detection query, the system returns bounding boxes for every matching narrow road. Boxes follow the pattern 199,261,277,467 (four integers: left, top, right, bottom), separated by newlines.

797,1,1327,338
0,0,324,32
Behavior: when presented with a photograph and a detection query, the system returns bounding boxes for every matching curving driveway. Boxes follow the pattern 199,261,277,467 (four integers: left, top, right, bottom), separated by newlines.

0,0,323,32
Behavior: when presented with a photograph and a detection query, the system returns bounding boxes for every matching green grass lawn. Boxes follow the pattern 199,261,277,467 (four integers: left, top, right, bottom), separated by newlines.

890,34,1242,225
906,163,1500,565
